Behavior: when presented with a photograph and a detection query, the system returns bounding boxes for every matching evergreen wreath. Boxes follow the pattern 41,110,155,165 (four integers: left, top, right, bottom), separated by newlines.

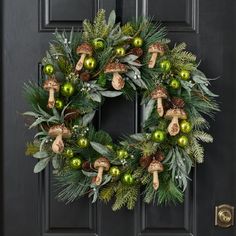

23,9,219,210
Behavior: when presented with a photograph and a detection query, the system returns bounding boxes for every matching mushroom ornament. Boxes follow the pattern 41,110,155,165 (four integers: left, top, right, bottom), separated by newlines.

165,108,187,136
148,43,165,68
43,77,60,108
76,43,93,71
94,157,110,185
48,124,72,154
104,63,127,90
148,160,164,190
151,86,168,117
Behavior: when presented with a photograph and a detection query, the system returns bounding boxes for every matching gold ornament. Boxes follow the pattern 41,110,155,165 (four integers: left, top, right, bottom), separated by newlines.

132,37,143,47
180,120,192,133
115,47,126,57
177,135,189,147
109,166,121,177
179,70,190,80
83,57,97,70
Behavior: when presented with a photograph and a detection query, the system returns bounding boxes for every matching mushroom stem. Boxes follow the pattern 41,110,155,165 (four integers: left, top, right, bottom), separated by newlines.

95,167,104,185
76,53,86,71
153,171,159,190
48,88,56,108
148,52,158,68
113,72,122,82
52,134,64,154
112,72,125,90
168,116,180,136
157,97,164,117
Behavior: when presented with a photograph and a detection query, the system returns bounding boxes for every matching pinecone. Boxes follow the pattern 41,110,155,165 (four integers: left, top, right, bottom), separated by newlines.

82,161,93,171
171,97,185,108
139,155,152,168
64,108,80,121
130,47,143,57
152,151,164,162
80,72,91,82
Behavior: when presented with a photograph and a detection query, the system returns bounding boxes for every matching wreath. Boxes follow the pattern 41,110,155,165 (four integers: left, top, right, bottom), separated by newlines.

23,9,219,210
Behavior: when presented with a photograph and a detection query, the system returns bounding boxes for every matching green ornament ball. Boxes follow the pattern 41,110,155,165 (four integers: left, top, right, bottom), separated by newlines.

61,82,75,97
109,166,121,177
64,148,74,158
115,47,126,57
55,98,64,110
43,64,54,76
122,173,134,185
169,78,181,89
77,137,89,148
179,70,190,80
177,135,189,147
70,157,82,170
117,149,128,159
180,120,192,133
151,130,166,143
160,60,171,72
83,57,97,70
92,38,105,50
132,36,143,47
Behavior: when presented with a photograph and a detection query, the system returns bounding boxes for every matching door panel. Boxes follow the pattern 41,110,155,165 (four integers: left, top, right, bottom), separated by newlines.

2,0,236,236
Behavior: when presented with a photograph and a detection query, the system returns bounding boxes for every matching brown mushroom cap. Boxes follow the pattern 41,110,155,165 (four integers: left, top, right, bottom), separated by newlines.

94,157,110,171
148,160,163,173
104,63,127,74
148,43,165,53
153,151,165,162
43,77,60,92
76,43,93,56
165,108,187,120
48,125,72,138
151,86,168,99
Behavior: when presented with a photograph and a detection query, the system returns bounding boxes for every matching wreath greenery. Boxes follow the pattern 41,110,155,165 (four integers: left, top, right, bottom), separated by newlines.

23,9,219,210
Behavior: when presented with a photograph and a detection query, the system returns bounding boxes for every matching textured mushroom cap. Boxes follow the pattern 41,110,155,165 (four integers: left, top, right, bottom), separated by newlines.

43,77,60,92
148,43,164,53
154,151,165,162
48,124,72,138
104,63,127,74
94,157,110,171
165,108,187,120
151,86,168,99
148,160,163,173
76,43,93,55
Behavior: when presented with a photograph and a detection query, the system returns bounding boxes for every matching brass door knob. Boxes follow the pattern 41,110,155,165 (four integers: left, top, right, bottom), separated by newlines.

215,204,234,228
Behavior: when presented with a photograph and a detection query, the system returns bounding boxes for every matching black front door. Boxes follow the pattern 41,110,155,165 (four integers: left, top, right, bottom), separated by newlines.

2,0,236,236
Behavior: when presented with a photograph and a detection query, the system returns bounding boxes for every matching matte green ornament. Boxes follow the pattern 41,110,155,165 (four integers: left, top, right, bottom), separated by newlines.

92,38,105,50
70,157,82,169
55,98,64,110
179,70,190,80
169,78,181,89
61,82,75,97
177,135,189,147
180,120,192,133
109,166,121,177
132,36,143,47
83,57,97,70
43,64,54,75
151,130,166,143
160,60,171,72
77,137,89,148
117,149,128,159
122,173,134,185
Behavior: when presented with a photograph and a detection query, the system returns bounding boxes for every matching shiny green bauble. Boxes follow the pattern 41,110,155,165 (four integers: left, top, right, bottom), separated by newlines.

160,60,171,72
43,64,54,75
115,47,126,57
61,82,75,97
55,98,64,110
117,149,128,159
70,157,82,170
77,137,89,148
169,78,181,89
180,120,192,133
92,38,105,50
132,36,143,47
177,135,189,147
179,70,190,80
122,173,134,185
83,57,97,70
64,148,74,158
151,130,166,143
109,166,121,177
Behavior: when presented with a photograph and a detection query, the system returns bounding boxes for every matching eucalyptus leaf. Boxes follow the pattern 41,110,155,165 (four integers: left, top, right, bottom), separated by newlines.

33,158,50,173
90,141,113,157
82,170,97,177
108,10,116,28
100,91,122,97
52,155,60,169
29,117,45,129
82,111,96,126
90,93,102,103
143,99,155,121
130,133,147,142
33,151,48,159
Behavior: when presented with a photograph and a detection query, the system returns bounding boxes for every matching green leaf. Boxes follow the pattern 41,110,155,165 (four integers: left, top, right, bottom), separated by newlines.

33,151,48,159
82,111,96,126
90,93,102,103
108,10,116,28
90,141,113,158
52,155,60,169
100,91,122,97
82,170,97,177
143,99,155,121
33,158,50,173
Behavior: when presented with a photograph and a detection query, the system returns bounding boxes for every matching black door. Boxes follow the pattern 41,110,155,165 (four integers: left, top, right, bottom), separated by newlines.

2,0,236,235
